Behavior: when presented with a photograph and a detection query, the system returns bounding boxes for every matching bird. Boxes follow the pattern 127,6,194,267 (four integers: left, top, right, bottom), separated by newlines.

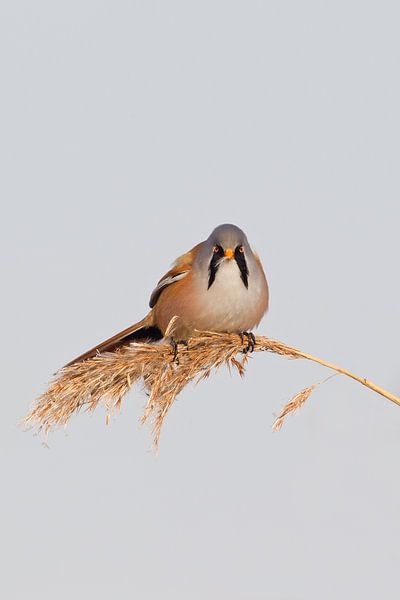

65,224,269,366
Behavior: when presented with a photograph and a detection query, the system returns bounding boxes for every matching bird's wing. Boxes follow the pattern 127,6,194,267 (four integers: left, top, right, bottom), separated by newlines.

63,244,202,367
149,244,201,308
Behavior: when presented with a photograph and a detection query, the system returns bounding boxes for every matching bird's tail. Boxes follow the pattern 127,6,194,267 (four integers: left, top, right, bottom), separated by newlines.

63,313,162,368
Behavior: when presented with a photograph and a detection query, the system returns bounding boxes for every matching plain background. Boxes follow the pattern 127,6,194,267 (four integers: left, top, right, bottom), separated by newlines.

2,1,400,599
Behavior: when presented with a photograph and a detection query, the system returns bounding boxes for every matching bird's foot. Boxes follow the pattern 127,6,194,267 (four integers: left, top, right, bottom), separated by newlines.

239,331,256,353
170,339,179,363
169,339,189,364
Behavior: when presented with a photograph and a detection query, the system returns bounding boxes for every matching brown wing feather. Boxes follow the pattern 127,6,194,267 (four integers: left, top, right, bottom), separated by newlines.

149,243,201,308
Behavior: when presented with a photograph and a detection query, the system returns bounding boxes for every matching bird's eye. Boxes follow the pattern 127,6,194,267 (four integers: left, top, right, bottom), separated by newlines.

238,245,244,253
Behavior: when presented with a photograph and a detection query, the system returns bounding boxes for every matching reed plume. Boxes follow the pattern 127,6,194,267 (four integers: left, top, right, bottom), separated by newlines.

24,331,400,447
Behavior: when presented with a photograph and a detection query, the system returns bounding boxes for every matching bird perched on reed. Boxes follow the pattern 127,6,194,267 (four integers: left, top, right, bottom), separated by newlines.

65,224,269,366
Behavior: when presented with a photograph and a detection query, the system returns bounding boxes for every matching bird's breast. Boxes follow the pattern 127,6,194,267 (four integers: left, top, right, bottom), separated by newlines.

154,258,268,337
189,259,268,333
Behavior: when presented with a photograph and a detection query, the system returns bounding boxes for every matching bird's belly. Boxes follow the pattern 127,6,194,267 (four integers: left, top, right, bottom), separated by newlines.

154,260,268,338
189,262,266,333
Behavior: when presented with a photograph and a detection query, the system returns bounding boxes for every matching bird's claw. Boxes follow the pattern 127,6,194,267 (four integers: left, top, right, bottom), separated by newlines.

169,339,189,364
170,339,179,363
240,331,256,353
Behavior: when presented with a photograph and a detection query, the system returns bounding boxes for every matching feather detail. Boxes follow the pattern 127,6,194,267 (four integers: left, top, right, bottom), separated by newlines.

149,270,190,308
148,243,201,308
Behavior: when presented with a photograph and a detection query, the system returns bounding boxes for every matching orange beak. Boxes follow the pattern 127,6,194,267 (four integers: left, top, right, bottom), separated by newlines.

224,248,234,259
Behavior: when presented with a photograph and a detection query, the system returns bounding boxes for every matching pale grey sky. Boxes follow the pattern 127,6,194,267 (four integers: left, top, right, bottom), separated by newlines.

2,1,400,599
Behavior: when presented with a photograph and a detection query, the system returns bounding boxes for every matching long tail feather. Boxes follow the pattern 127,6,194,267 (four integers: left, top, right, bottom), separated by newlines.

63,314,162,368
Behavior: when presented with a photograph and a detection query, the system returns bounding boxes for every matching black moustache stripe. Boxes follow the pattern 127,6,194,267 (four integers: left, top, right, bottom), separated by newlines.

208,246,249,289
234,247,249,288
208,249,223,289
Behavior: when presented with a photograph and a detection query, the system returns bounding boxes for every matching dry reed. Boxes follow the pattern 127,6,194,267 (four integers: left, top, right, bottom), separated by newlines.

24,332,400,447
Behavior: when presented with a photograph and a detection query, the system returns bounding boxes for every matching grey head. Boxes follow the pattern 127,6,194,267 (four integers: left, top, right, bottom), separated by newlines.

208,224,250,250
195,223,257,290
